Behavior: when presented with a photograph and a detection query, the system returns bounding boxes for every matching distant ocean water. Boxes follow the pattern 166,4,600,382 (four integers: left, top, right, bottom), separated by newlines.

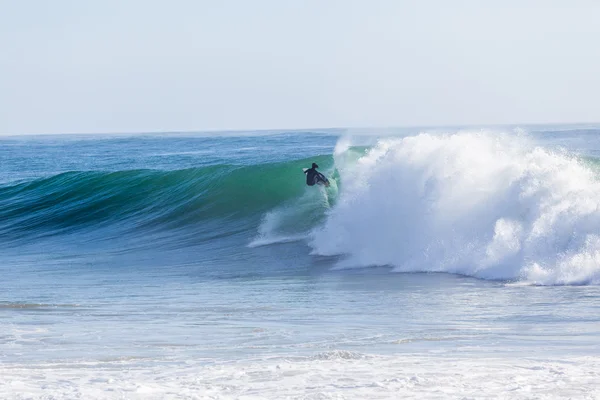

1,126,600,399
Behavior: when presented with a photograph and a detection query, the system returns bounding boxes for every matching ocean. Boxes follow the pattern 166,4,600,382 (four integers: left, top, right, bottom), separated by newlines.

1,126,600,399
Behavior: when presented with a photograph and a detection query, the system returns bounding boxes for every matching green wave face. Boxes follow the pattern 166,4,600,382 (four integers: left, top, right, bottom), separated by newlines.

0,155,335,242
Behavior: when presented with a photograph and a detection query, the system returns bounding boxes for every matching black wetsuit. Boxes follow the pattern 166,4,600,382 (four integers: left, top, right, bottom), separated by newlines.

304,168,325,186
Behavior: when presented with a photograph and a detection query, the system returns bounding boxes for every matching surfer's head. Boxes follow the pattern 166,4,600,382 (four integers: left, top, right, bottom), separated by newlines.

312,163,318,169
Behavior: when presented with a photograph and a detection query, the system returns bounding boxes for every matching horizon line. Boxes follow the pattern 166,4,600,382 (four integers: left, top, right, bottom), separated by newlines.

1,121,600,137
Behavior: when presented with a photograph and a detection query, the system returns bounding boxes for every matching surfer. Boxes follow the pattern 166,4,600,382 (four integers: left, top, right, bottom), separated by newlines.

304,163,329,187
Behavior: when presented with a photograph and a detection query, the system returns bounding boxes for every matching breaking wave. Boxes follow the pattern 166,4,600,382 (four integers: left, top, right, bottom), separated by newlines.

311,131,600,285
4,129,600,285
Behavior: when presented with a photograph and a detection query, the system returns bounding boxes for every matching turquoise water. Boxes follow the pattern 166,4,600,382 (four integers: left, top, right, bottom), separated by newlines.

2,127,600,398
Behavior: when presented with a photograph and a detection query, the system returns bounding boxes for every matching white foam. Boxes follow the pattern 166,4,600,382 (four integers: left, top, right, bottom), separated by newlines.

2,355,598,399
248,234,306,247
311,131,600,285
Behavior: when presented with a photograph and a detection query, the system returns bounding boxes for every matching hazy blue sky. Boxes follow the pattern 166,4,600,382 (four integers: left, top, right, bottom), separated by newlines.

1,0,599,134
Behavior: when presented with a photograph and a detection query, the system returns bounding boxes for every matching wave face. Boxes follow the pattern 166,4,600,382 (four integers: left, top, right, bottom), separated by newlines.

0,155,332,244
311,132,600,285
4,131,600,285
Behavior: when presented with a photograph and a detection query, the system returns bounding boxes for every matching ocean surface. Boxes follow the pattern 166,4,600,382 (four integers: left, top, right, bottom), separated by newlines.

1,126,600,399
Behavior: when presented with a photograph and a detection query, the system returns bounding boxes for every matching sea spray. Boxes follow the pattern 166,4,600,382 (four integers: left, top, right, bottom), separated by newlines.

311,131,600,285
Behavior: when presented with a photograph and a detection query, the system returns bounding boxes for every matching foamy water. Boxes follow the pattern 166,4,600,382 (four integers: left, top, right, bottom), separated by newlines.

3,355,599,399
312,131,600,285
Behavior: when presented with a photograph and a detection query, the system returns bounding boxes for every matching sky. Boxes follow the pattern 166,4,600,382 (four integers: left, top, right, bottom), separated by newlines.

1,0,600,134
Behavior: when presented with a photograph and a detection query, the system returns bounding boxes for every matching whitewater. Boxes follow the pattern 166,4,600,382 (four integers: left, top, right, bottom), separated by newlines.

1,127,600,399
312,131,600,285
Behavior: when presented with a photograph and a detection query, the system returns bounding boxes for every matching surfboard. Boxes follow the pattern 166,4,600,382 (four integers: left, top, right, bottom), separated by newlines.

318,178,330,187
302,168,330,187
316,173,330,187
